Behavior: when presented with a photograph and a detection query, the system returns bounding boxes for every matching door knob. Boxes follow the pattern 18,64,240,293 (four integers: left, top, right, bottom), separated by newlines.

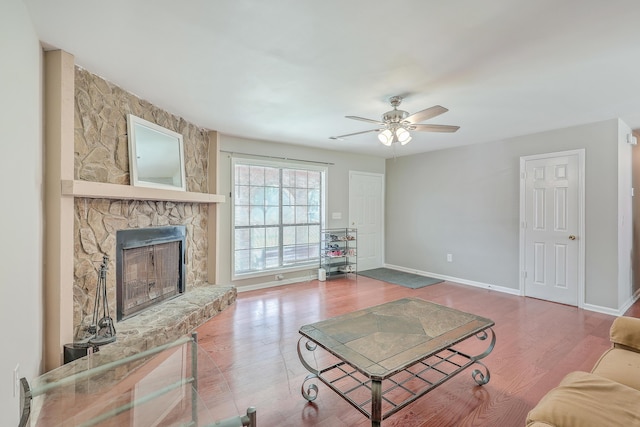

569,235,576,240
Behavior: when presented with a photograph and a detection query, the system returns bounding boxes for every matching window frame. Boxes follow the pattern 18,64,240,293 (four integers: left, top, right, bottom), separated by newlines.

231,156,327,280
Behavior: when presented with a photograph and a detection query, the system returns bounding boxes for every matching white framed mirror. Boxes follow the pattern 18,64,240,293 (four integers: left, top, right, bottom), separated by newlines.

127,114,186,191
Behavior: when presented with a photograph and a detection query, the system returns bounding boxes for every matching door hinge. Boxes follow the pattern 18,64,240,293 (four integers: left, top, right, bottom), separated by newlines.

521,172,526,180
522,271,527,278
521,221,527,229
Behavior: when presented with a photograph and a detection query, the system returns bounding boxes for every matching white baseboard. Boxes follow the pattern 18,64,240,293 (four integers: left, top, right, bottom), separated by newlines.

236,271,317,293
580,303,622,316
383,263,521,296
614,287,640,315
384,264,640,315
236,265,640,317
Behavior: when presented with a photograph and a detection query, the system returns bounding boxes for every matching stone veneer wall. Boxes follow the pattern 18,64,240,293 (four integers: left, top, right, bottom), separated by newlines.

73,67,211,338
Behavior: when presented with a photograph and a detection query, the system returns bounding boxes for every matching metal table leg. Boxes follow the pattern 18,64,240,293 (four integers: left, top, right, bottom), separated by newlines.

371,379,382,427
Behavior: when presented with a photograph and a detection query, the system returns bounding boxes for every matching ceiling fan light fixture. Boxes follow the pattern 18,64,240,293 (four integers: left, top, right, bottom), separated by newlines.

400,135,412,145
396,127,412,144
333,95,458,147
378,129,393,146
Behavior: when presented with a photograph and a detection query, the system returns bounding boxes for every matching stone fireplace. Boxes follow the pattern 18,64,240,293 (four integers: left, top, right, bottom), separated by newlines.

116,226,186,321
43,50,230,369
73,199,210,340
68,65,229,352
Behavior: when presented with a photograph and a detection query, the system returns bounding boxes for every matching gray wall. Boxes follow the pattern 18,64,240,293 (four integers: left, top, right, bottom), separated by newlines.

617,121,634,309
386,119,630,310
0,0,43,423
633,137,640,298
218,135,385,290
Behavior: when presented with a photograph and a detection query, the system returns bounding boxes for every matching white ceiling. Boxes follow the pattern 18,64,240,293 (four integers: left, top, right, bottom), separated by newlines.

24,0,640,158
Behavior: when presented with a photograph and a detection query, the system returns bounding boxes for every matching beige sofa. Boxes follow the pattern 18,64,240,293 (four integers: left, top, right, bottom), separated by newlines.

526,316,640,427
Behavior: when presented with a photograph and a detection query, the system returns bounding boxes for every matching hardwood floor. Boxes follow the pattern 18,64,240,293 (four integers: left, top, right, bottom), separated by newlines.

195,277,639,427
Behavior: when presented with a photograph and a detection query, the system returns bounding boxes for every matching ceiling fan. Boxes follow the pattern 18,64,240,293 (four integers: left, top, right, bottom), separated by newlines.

330,95,459,146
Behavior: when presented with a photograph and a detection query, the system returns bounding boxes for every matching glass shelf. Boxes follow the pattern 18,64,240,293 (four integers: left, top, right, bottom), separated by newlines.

19,333,256,427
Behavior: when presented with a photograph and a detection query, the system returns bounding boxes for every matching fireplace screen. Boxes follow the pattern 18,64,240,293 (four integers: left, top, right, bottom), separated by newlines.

122,242,180,317
116,226,186,321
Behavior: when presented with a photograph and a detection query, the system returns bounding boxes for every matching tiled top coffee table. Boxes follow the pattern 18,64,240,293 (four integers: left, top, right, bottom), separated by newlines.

297,297,495,426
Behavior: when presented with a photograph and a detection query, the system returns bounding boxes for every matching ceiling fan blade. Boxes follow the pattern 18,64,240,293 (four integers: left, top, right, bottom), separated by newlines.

345,115,385,125
411,124,460,133
404,105,448,124
329,129,381,140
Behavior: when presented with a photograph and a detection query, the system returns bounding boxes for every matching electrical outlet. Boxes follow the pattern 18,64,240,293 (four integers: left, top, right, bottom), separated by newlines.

13,364,19,398
275,274,284,280
447,253,453,263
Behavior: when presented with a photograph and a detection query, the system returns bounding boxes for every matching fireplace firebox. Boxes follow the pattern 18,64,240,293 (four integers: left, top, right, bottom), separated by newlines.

116,226,186,321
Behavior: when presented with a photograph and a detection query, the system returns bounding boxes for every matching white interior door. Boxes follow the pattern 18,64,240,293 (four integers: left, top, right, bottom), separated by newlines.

521,151,584,306
349,171,384,272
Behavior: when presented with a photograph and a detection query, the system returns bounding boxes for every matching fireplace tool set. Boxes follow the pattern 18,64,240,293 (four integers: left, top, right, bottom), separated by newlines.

87,255,117,345
74,255,116,353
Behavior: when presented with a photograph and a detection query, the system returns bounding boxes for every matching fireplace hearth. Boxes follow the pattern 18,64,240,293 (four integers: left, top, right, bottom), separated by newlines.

116,226,186,321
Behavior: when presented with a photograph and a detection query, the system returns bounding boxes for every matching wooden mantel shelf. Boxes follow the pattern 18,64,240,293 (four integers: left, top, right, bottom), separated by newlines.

61,179,226,203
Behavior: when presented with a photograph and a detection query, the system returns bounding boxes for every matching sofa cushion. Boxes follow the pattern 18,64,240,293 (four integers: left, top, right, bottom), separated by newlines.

525,371,640,427
610,316,640,351
591,347,640,391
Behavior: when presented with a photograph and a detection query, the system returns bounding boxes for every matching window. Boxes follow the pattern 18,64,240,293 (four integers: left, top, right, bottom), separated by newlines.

232,158,325,277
